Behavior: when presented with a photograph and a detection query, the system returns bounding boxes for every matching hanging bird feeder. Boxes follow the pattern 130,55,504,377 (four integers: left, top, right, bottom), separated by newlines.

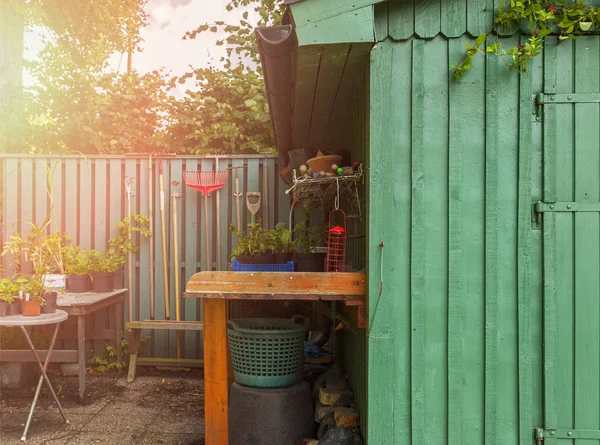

325,209,347,272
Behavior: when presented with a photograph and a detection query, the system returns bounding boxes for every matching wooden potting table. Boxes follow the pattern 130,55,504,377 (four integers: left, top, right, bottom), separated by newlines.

56,290,126,402
185,271,366,445
0,310,69,441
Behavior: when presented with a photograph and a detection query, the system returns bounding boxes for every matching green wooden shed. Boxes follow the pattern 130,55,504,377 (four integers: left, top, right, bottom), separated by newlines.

257,0,600,444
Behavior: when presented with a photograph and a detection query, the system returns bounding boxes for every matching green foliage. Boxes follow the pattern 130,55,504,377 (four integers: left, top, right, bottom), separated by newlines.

0,278,19,303
16,276,45,302
63,246,93,276
268,223,298,254
453,0,600,80
167,67,275,154
88,335,149,374
230,220,271,258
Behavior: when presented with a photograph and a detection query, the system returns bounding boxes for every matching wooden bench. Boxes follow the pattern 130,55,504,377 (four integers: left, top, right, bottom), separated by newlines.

126,320,204,383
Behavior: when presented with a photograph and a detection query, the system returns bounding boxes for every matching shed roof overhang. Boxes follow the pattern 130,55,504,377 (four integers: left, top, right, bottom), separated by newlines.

256,0,381,165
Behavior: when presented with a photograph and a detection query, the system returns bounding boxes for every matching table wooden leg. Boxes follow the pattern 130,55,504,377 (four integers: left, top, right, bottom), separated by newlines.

115,300,124,373
77,315,86,404
127,329,141,384
203,299,228,445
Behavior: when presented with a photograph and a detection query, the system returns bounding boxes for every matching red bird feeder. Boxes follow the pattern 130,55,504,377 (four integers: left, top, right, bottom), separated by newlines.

326,209,347,272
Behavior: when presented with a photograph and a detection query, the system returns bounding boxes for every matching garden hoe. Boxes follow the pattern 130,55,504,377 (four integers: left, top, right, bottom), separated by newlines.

171,181,181,358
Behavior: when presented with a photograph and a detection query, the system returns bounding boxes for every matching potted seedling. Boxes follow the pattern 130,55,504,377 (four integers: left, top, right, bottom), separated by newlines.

230,220,274,264
268,223,298,264
64,245,92,292
89,250,116,293
18,277,45,316
0,278,18,317
294,220,327,272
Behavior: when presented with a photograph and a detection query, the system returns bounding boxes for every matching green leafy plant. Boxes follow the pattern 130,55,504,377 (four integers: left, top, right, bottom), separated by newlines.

230,220,271,258
268,223,298,254
63,245,93,276
0,278,18,303
88,335,149,374
16,276,45,303
293,221,327,254
453,0,600,80
105,214,151,271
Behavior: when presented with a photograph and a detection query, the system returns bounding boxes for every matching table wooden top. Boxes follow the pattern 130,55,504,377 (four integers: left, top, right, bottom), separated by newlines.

57,289,127,307
0,310,68,327
185,272,366,302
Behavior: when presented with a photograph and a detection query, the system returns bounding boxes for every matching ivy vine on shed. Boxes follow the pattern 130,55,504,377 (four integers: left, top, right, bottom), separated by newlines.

453,0,600,80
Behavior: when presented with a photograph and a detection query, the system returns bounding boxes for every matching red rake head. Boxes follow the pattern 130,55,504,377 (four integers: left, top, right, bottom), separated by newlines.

183,170,229,196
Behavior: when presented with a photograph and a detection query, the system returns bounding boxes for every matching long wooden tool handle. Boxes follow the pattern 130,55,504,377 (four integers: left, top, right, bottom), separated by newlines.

263,158,269,228
204,195,210,272
173,191,181,358
235,171,241,229
127,191,133,323
149,156,155,321
215,160,221,271
159,168,170,320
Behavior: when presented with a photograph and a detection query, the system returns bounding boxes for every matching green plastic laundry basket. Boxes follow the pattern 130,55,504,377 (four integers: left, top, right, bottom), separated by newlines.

227,315,309,388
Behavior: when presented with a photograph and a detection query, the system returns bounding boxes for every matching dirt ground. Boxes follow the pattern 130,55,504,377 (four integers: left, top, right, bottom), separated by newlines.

0,367,204,444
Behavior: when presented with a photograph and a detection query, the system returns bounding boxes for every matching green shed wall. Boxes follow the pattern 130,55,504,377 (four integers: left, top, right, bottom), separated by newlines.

367,3,548,443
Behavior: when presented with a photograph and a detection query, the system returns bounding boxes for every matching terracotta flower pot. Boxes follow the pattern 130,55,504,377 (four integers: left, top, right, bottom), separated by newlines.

92,272,114,293
21,300,41,317
42,292,58,314
9,301,22,315
0,302,9,317
67,275,91,293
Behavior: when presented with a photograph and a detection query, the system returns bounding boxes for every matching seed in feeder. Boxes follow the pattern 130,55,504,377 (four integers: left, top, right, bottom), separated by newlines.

299,165,308,174
319,171,326,177
337,167,344,175
331,164,338,172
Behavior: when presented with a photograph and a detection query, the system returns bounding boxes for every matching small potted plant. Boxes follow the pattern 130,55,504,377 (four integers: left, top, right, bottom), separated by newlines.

89,250,117,293
64,245,92,292
230,220,274,264
294,221,327,272
18,277,45,316
0,278,18,317
268,223,298,264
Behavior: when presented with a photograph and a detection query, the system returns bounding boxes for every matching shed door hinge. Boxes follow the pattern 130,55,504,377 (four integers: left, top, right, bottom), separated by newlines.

534,201,600,225
535,428,600,440
536,93,600,119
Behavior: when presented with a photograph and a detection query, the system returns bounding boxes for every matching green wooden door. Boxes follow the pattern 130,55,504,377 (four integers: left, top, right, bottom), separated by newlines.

540,38,600,444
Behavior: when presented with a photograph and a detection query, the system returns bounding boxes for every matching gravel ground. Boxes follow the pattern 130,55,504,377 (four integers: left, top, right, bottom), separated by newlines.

0,367,204,444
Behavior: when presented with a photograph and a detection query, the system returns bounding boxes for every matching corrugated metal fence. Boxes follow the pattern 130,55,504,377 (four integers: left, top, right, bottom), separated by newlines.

0,154,289,359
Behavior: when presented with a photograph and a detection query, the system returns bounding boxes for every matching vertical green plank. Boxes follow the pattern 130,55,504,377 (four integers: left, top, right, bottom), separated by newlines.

542,38,558,445
246,159,260,225
200,158,213,273
153,157,168,356
79,159,92,249
517,35,534,445
137,157,150,324
108,160,123,254
387,40,412,445
93,159,108,354
218,157,231,271
495,35,520,445
366,39,397,445
35,159,50,228
124,160,137,327
467,0,493,36
421,37,449,445
19,159,33,274
411,37,425,445
388,0,414,40
415,0,441,38
553,39,575,440
573,36,600,445
50,159,62,234
450,35,487,445
441,0,467,38
184,159,200,358
484,34,500,445
373,1,388,41
63,160,78,242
